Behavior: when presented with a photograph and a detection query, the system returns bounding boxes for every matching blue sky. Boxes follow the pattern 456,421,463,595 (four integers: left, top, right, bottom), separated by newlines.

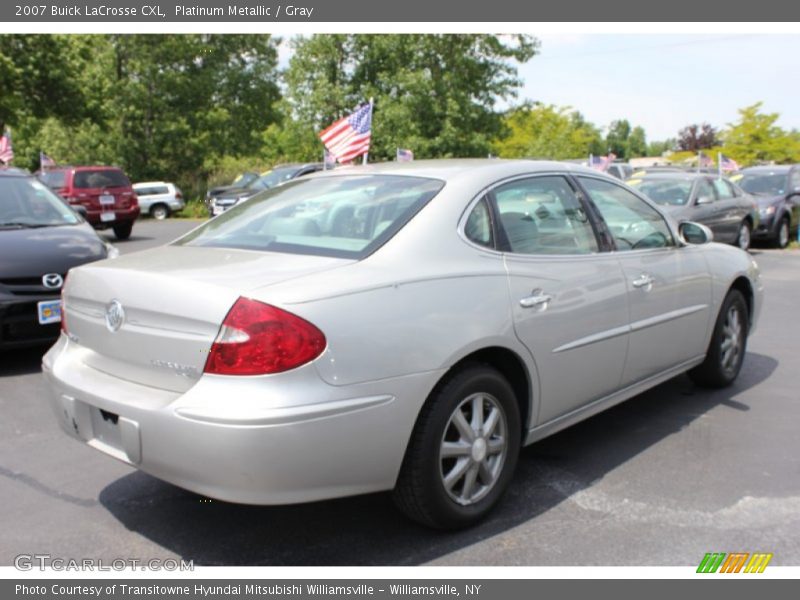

515,34,800,141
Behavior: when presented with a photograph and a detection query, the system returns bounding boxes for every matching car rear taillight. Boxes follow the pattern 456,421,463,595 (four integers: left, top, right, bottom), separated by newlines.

204,297,326,376
175,191,183,199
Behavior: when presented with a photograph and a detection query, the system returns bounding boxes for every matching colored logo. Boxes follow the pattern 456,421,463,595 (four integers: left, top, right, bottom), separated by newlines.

697,552,772,573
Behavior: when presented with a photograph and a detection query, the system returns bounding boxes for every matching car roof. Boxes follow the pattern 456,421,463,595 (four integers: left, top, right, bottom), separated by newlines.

742,165,793,173
310,158,609,184
133,181,171,187
633,171,717,182
0,167,31,178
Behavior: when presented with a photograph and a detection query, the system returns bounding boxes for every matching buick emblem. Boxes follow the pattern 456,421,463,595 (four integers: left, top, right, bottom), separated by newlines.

105,299,125,333
42,273,63,290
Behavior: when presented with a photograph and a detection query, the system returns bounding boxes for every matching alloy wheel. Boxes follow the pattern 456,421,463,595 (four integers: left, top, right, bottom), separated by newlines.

720,304,743,376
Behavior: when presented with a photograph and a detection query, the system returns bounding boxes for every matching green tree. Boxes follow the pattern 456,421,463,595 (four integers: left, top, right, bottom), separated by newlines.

285,34,539,161
627,126,647,158
492,103,603,159
605,119,631,158
646,139,675,157
721,102,800,165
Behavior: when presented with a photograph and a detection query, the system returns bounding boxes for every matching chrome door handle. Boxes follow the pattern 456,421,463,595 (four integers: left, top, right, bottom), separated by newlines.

519,290,552,310
631,273,655,290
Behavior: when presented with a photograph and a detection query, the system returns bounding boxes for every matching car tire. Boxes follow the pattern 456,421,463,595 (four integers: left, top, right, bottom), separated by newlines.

736,220,752,251
392,364,521,529
688,289,749,388
773,217,790,249
113,222,133,241
150,204,169,220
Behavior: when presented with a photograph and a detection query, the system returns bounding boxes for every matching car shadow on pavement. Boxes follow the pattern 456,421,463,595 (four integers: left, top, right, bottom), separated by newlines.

0,346,48,377
99,352,777,566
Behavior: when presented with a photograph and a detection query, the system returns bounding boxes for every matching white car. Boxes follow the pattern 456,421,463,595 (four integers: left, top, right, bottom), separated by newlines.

132,182,185,220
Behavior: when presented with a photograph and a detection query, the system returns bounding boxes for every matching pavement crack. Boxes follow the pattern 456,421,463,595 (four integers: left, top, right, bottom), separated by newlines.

0,465,98,507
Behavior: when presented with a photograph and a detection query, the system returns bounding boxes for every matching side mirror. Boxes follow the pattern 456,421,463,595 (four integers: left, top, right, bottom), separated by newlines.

695,195,714,206
679,221,713,245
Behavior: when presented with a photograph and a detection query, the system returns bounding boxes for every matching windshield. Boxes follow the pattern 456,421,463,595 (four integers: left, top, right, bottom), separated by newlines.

248,166,304,191
176,175,444,259
0,178,81,228
628,178,693,206
736,173,786,196
233,172,259,187
74,169,131,189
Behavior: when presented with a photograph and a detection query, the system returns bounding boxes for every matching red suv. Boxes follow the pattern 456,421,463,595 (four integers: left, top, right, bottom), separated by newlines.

38,166,140,240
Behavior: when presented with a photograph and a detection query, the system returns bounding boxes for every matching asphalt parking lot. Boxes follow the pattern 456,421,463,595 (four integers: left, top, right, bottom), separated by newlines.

1,219,798,567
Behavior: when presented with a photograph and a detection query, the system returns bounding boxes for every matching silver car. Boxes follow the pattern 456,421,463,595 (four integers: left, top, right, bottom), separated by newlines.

43,160,763,528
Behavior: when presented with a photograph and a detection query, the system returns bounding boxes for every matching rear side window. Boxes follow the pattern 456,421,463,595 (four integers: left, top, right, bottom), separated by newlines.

135,185,169,196
176,175,444,259
712,178,734,200
73,169,131,189
464,197,494,249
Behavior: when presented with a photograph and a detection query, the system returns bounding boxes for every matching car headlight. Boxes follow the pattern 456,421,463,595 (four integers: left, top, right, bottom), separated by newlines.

760,206,776,216
105,243,120,259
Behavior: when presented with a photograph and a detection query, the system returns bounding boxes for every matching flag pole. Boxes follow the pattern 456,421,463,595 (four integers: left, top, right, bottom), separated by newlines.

362,97,374,166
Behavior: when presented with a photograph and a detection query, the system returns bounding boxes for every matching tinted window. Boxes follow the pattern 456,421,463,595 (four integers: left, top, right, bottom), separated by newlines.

0,178,80,227
579,177,674,251
464,197,494,249
493,176,598,255
176,175,444,259
135,185,169,196
73,169,131,189
630,178,693,206
249,167,301,191
789,170,800,192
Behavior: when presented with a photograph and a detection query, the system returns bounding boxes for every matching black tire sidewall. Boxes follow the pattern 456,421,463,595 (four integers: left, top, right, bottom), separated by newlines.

412,366,521,528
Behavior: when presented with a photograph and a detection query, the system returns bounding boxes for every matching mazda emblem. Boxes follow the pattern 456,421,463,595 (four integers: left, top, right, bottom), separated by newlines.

42,273,63,290
105,299,125,333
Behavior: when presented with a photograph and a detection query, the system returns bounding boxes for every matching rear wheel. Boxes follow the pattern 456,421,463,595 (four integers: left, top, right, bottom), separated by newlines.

150,203,169,220
688,289,748,388
736,220,752,251
113,222,133,240
393,364,521,529
774,217,790,249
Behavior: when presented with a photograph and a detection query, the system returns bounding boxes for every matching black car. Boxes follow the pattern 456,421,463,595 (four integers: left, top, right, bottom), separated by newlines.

1,168,115,349
205,171,259,203
207,163,325,216
734,166,800,248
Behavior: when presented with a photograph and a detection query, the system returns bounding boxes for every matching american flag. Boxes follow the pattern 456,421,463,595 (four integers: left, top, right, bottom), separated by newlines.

0,132,13,165
319,103,373,164
719,153,740,173
698,151,714,168
396,148,414,162
40,151,56,169
590,152,616,172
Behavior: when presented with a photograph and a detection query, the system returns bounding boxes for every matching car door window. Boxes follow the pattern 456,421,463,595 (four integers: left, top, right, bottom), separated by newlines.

712,178,734,200
578,177,675,251
789,170,800,194
695,179,716,204
492,176,599,255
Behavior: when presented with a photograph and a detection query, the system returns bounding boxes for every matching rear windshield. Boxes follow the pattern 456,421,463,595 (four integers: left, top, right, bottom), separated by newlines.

175,175,444,259
73,169,131,189
628,178,693,206
38,171,66,189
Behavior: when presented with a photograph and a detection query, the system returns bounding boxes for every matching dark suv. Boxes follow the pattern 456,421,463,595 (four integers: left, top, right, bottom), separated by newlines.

38,166,140,240
735,166,800,248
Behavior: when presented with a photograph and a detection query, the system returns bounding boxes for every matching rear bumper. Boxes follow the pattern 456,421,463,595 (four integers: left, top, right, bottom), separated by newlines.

42,335,440,504
0,294,60,349
82,207,141,227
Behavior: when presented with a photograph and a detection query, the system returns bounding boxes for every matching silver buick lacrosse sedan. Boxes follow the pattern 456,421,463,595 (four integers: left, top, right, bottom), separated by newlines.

43,160,763,528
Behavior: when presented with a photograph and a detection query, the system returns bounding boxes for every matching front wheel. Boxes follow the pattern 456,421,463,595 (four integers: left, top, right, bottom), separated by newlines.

774,217,790,249
393,365,521,529
688,289,748,388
